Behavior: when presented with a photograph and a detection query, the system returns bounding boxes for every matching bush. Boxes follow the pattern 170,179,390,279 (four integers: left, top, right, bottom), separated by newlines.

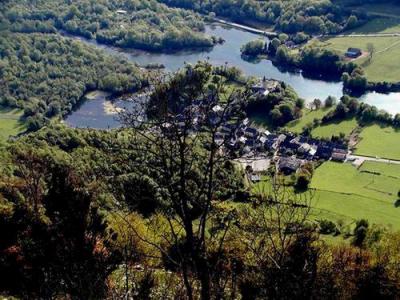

319,219,339,235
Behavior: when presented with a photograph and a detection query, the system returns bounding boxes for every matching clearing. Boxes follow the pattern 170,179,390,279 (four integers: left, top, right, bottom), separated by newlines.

0,107,26,143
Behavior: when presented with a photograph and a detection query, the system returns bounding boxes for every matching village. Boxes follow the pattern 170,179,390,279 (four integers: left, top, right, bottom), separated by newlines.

149,76,352,183
185,77,351,183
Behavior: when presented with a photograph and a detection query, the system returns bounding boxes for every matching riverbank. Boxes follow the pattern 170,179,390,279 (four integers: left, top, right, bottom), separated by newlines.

60,24,400,114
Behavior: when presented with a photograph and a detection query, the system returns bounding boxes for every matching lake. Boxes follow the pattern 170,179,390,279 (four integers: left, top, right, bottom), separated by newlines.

64,91,136,129
65,24,400,129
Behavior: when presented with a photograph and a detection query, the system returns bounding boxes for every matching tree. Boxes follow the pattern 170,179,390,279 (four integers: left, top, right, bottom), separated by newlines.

239,175,317,299
367,43,375,63
0,146,121,298
120,62,250,299
325,96,337,108
240,39,267,56
352,219,369,248
275,45,291,64
346,15,359,30
313,98,322,110
268,37,281,54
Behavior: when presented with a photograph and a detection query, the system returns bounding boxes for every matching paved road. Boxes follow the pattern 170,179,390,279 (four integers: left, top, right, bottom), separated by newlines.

322,33,400,38
214,18,278,37
347,154,400,166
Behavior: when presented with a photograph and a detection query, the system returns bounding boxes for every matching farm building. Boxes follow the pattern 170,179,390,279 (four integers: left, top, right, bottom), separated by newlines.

345,48,362,58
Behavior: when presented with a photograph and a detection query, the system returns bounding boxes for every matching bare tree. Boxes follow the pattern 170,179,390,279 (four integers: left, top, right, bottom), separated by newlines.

118,62,250,299
239,174,318,298
367,43,375,64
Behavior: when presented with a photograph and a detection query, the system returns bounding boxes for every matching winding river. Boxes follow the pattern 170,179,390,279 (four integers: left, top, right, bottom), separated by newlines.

65,24,400,128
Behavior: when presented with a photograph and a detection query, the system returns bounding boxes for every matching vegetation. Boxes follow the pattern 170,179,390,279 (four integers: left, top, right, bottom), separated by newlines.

286,107,334,133
246,81,304,127
240,39,267,57
160,0,368,35
311,117,358,138
355,124,400,160
2,63,400,298
311,161,400,229
0,107,26,143
0,32,144,130
4,0,400,296
2,0,217,51
318,35,400,83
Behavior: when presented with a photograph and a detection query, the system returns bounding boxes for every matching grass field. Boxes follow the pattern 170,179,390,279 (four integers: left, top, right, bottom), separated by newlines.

355,124,400,160
311,118,358,139
286,108,333,134
318,36,400,82
346,17,400,34
311,161,400,229
348,3,400,19
0,107,26,143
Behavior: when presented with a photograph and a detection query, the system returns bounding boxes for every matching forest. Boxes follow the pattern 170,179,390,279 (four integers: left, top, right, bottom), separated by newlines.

2,63,400,299
0,32,144,130
1,0,217,51
159,0,368,35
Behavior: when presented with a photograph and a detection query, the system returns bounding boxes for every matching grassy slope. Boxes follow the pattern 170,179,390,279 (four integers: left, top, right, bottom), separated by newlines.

355,124,400,160
286,108,333,134
318,36,400,83
348,2,400,19
346,17,400,34
311,118,358,139
0,107,26,143
311,161,400,229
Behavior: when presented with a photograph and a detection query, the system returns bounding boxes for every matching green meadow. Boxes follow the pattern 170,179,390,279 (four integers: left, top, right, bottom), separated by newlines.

355,124,400,160
318,35,400,83
346,17,400,34
286,108,333,134
311,161,400,229
311,118,358,139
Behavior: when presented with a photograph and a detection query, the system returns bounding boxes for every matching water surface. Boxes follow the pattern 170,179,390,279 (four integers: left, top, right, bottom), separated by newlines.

65,24,400,128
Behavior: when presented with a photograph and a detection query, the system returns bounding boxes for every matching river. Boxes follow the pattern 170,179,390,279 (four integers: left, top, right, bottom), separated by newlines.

64,24,400,129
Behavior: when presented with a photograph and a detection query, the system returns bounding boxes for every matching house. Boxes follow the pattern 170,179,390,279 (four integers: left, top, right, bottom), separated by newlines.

251,79,279,96
331,148,348,162
116,9,127,14
331,152,347,162
245,127,258,139
278,157,302,175
272,134,286,150
345,48,362,58
298,143,312,154
250,174,261,182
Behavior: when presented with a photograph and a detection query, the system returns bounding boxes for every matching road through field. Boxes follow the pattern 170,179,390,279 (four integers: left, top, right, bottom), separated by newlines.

347,154,400,166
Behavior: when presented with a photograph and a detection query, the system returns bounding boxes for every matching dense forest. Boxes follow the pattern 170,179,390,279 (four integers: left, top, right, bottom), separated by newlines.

0,32,144,130
1,0,217,51
159,0,368,35
2,64,400,298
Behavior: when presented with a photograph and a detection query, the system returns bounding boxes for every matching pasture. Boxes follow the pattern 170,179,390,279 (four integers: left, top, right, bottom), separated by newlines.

318,35,400,83
311,118,358,139
355,124,400,160
286,107,333,134
311,161,400,229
